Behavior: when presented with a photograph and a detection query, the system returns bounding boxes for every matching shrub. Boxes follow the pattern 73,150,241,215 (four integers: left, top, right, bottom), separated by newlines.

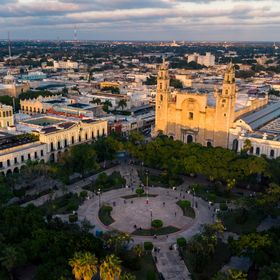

69,214,78,223
177,200,191,209
136,188,144,195
177,237,187,248
79,190,88,199
220,203,228,211
151,219,163,228
146,270,156,280
235,208,248,224
66,200,79,212
144,242,153,251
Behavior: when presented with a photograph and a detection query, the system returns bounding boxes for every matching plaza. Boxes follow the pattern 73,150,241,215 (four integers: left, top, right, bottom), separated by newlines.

78,176,214,244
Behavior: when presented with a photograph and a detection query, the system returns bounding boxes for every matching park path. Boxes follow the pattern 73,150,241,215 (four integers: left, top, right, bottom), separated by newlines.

153,244,191,280
22,163,214,280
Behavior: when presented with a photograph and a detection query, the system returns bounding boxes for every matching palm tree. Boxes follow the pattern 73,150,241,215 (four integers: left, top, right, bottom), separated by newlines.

117,99,127,110
133,244,143,258
0,246,25,280
100,254,122,280
91,97,102,105
120,272,136,280
102,100,113,113
69,251,98,280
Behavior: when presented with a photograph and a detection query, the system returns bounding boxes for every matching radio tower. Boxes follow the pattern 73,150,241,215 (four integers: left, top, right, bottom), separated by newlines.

8,32,12,58
74,26,78,43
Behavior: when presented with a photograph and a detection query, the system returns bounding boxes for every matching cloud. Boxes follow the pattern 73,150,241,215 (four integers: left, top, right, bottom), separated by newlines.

0,0,279,41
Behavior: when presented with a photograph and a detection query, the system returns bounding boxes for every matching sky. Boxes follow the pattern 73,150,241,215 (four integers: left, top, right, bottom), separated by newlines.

0,0,279,41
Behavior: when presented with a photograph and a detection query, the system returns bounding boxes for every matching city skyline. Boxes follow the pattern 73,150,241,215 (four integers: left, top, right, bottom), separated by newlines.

0,0,279,41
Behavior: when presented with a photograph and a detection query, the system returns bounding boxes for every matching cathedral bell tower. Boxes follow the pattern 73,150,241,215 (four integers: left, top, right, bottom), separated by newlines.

155,59,170,134
214,63,237,148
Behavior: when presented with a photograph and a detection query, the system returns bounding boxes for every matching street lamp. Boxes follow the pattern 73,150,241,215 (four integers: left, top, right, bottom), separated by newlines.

145,169,149,204
192,188,195,208
97,188,101,208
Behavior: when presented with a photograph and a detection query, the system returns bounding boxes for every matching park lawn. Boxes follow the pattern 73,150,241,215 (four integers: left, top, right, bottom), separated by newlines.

219,209,266,234
39,193,84,215
132,226,180,236
138,171,183,188
134,254,159,280
176,200,195,218
98,205,115,226
192,184,239,203
123,253,159,280
184,241,231,280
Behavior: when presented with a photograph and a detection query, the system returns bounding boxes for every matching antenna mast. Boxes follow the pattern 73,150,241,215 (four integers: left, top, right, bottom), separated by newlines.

8,32,12,58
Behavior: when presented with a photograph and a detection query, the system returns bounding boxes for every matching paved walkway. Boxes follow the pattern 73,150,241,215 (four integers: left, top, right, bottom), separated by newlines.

153,244,191,280
22,163,214,280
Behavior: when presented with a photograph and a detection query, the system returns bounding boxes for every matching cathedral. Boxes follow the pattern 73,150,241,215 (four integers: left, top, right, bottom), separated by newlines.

154,61,268,149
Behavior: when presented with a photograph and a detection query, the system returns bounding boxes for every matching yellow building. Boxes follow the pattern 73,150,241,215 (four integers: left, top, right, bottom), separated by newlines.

155,62,268,148
0,116,108,175
0,104,14,128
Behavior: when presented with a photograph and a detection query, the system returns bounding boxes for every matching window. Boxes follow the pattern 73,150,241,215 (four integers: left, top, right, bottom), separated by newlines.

160,95,163,101
21,155,24,162
79,136,81,142
57,141,61,150
50,142,54,151
256,147,260,155
14,157,17,164
28,154,31,160
159,83,162,90
250,147,254,154
85,133,88,140
103,128,105,135
7,159,10,166
41,150,44,156
207,141,212,148
224,113,227,117
188,112,194,120
64,139,68,147
92,132,94,139
34,152,38,159
270,150,275,158
0,162,3,168
225,90,228,95
72,136,75,144
97,130,100,137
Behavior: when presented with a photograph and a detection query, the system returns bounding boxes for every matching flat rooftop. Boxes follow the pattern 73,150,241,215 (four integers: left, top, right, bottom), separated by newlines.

23,117,62,127
0,133,38,151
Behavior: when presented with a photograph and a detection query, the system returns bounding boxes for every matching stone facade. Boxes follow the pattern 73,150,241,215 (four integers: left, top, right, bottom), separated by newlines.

154,62,268,149
0,104,14,128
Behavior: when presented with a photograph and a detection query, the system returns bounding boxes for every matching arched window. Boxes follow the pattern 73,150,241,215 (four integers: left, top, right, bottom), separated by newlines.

187,135,193,144
232,139,238,152
250,147,254,154
207,141,212,148
270,149,275,158
189,112,194,120
256,147,260,155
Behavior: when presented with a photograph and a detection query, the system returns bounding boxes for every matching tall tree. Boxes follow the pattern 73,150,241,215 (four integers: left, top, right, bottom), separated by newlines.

100,254,122,280
69,252,98,280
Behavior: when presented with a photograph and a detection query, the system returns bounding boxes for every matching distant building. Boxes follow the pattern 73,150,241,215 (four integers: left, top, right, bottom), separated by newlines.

0,74,30,97
0,104,14,128
21,71,47,81
53,60,79,69
187,52,215,67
